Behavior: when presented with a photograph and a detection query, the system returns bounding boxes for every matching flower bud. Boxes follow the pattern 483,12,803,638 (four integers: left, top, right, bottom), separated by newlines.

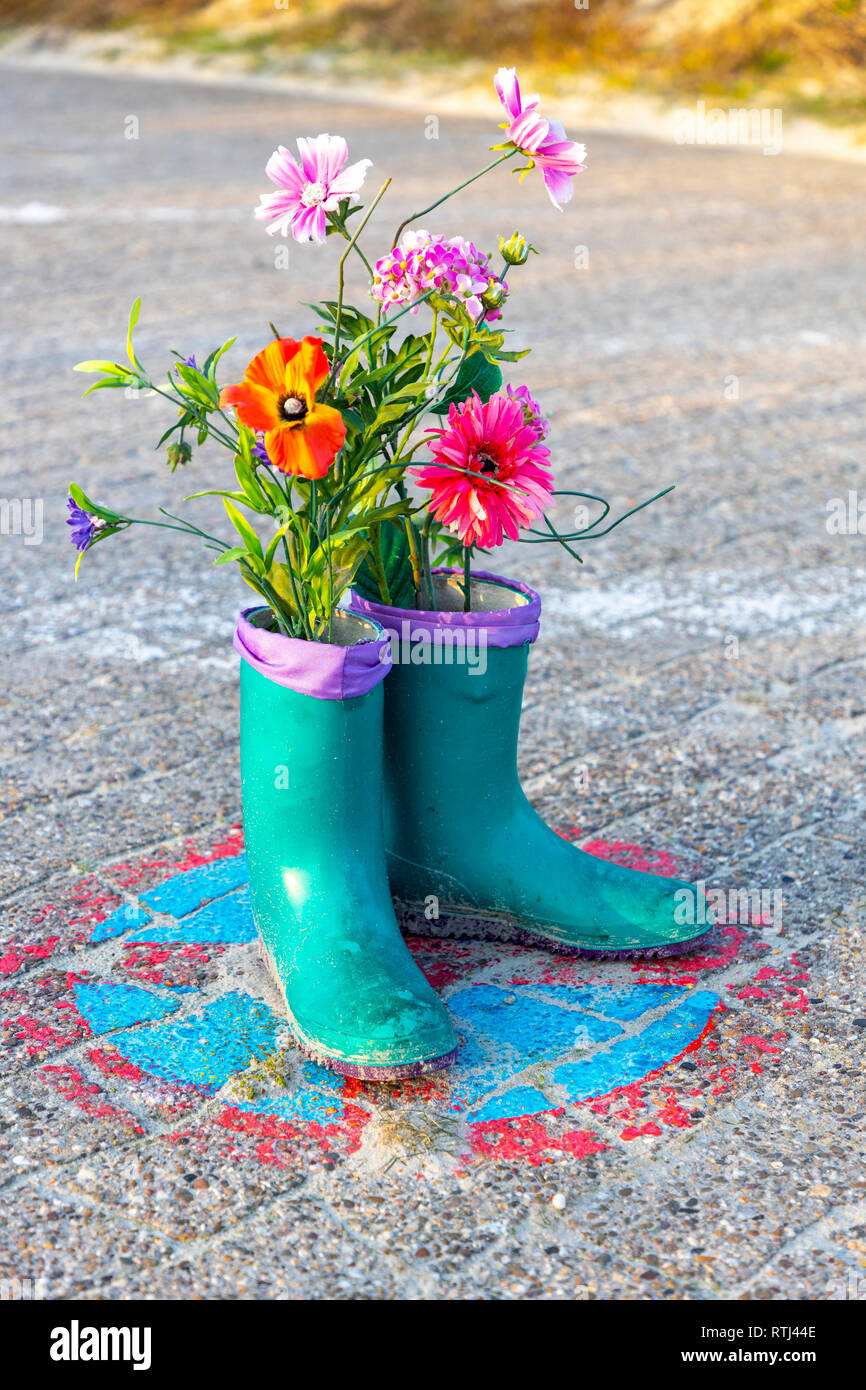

499,232,532,266
167,441,192,472
481,280,507,311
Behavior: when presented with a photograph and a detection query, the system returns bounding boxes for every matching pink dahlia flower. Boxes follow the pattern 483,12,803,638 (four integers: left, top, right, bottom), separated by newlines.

494,66,587,211
371,230,493,319
506,383,549,440
255,134,372,243
412,391,554,549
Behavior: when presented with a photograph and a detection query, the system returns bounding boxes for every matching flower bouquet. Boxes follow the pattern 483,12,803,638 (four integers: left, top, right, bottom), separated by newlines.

70,68,710,1080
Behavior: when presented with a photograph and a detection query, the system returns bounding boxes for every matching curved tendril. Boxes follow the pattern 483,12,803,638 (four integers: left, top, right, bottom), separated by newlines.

519,485,675,545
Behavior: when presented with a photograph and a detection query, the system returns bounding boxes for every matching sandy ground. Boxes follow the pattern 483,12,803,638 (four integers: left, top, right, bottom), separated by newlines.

3,22,866,165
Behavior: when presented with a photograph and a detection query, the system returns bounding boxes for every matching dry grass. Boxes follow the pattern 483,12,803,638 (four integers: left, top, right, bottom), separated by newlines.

2,0,865,122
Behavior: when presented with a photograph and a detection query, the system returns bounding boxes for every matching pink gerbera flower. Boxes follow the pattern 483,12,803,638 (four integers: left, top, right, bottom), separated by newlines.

494,67,587,211
412,391,554,549
255,134,372,244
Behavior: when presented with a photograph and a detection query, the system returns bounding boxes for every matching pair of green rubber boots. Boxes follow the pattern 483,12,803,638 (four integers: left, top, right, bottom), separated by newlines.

237,572,710,1080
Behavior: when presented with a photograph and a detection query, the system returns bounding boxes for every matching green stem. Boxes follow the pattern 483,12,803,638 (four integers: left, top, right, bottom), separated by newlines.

404,517,423,606
281,533,313,642
325,501,334,644
369,523,392,605
391,151,518,248
126,514,231,551
421,511,435,611
331,213,375,278
463,545,472,613
424,310,439,378
241,565,294,638
330,178,392,381
336,290,434,391
309,479,318,541
147,382,239,454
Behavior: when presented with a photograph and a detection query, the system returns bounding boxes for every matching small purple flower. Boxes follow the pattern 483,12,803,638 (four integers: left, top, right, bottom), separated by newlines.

174,354,197,378
252,433,272,465
66,497,103,552
506,383,549,439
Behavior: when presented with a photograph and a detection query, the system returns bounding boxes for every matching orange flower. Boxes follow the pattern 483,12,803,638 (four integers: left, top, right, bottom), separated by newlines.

219,336,345,479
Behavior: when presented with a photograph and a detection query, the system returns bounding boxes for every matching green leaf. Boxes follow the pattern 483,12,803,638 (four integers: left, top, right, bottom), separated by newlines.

82,378,130,397
233,447,271,513
263,525,290,571
352,519,416,608
185,488,250,505
174,364,219,405
202,337,237,379
67,483,123,524
126,298,142,368
213,547,249,567
430,350,502,414
495,348,532,362
257,472,288,510
223,499,263,561
341,499,412,535
73,360,126,375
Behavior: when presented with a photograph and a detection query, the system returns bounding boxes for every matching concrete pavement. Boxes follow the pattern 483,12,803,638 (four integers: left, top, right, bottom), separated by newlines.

1,64,865,1300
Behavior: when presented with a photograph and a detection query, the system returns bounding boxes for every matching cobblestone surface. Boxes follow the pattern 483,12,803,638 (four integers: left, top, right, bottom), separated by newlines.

1,64,864,1300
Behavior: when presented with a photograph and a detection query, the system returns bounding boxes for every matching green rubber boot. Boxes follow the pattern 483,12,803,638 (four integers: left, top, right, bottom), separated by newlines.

236,606,458,1079
350,572,713,960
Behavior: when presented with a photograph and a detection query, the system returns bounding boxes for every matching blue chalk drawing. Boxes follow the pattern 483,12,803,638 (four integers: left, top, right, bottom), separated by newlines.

230,1091,347,1125
527,981,684,1021
449,985,622,1053
90,905,153,944
469,1087,552,1123
71,854,721,1133
553,991,719,1103
301,1060,347,1095
140,854,248,917
72,980,181,1033
118,991,279,1094
130,888,256,945
447,984,622,1114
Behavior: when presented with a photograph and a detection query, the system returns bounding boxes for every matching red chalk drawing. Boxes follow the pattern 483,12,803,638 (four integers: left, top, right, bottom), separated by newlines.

214,1102,369,1167
11,831,790,1171
738,1035,782,1054
467,1114,609,1165
39,1064,145,1133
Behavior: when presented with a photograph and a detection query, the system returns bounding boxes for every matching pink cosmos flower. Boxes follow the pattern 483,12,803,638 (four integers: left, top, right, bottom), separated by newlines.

255,134,372,244
506,383,549,440
371,230,493,319
412,391,554,549
494,66,587,211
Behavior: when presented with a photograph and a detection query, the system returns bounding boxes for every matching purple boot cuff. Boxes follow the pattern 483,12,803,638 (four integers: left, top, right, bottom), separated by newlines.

234,607,391,701
349,569,541,649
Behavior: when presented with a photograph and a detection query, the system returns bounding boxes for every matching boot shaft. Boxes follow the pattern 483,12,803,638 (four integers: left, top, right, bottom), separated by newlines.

381,643,530,842
240,658,386,862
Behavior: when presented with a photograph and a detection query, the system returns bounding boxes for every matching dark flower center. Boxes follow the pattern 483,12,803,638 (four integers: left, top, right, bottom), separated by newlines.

280,393,308,424
475,451,499,476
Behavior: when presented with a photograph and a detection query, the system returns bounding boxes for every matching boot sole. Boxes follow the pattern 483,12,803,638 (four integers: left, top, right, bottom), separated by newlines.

255,938,459,1082
394,903,715,961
